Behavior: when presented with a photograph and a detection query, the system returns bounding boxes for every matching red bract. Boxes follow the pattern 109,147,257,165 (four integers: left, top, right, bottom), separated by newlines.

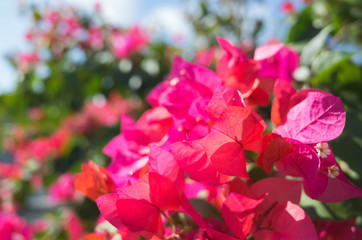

252,201,317,240
97,173,183,239
148,146,184,186
122,107,173,145
74,161,115,201
271,80,296,126
222,178,316,240
172,139,229,185
222,193,264,239
172,106,265,184
217,37,259,98
204,107,265,174
257,133,294,173
205,85,245,121
218,38,300,107
226,177,302,215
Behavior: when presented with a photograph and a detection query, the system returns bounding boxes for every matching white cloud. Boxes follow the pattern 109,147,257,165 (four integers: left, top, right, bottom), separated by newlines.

141,6,192,45
63,0,141,26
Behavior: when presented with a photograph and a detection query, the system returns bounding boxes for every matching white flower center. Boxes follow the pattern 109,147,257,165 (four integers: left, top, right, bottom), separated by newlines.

170,77,179,86
328,165,340,178
314,142,331,158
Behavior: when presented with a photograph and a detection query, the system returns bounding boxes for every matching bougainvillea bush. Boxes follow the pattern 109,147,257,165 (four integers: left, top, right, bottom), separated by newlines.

72,37,362,239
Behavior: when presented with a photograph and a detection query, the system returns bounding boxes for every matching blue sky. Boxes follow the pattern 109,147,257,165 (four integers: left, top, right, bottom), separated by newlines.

0,0,298,94
0,1,31,93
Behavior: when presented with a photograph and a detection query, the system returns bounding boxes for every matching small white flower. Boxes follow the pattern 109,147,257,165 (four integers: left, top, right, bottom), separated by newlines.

314,142,331,158
170,77,179,86
328,165,340,178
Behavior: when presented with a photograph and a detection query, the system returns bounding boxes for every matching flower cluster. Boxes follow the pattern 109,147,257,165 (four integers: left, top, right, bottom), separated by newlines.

72,38,362,239
14,5,149,74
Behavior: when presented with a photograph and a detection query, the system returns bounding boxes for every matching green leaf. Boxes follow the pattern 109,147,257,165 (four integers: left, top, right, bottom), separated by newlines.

300,26,333,65
287,6,318,43
311,52,353,86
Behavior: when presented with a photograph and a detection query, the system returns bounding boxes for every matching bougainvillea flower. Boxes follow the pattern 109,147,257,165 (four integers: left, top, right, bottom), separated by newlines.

270,89,362,200
252,201,318,240
217,37,289,106
97,173,183,238
273,90,346,144
74,161,115,201
222,196,318,240
273,137,362,201
222,177,316,240
254,43,299,82
217,37,259,97
271,80,296,126
172,106,265,184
